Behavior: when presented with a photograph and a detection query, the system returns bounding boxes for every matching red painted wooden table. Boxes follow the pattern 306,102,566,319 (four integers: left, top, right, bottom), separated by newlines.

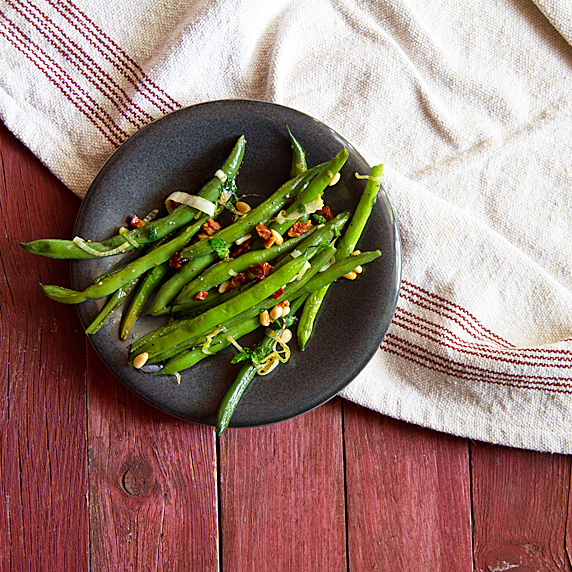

1,120,571,571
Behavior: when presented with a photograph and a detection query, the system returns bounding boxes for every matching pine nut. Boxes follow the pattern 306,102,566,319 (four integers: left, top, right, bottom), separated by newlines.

218,280,230,294
328,172,341,186
264,236,276,248
281,304,291,317
353,265,363,274
280,329,292,344
351,250,361,256
133,352,149,369
270,305,283,321
270,229,284,245
235,201,251,214
343,271,358,280
260,310,271,326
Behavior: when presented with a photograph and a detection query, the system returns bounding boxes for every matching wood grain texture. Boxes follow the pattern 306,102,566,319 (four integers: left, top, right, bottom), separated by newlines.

87,344,219,572
343,402,473,572
219,397,347,572
471,442,571,572
0,124,89,571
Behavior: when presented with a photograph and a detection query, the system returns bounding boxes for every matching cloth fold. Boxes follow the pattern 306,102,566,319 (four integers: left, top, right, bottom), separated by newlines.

3,0,572,452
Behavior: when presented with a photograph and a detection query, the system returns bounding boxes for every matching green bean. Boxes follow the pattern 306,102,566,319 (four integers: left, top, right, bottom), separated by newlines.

177,163,328,262
215,294,309,436
142,245,337,364
131,255,311,361
298,164,383,350
84,278,140,335
144,251,218,316
286,125,307,177
155,280,252,317
130,267,253,354
40,212,213,304
158,316,261,376
130,314,194,357
173,231,315,306
154,290,223,317
91,264,128,285
336,165,383,257
20,136,246,259
297,288,328,350
270,148,348,236
119,262,170,340
272,211,349,271
295,250,381,297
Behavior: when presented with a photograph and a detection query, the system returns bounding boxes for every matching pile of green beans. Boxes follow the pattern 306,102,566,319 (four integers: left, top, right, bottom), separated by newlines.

20,129,383,436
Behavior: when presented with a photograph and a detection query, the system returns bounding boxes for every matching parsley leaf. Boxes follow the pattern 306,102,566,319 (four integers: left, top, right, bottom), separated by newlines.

269,313,299,331
208,237,230,260
281,313,299,329
231,346,268,365
222,177,238,202
312,214,327,225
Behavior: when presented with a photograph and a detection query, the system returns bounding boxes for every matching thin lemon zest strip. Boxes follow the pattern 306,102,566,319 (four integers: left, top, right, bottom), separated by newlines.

265,329,291,362
72,236,130,257
257,354,280,376
201,327,224,355
118,227,140,248
226,334,243,352
354,172,383,183
256,329,292,376
142,209,159,223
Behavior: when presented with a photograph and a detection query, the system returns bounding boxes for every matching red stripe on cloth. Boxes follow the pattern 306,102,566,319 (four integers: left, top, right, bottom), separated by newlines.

8,0,154,129
44,0,181,114
0,14,125,146
400,280,514,348
382,333,572,394
395,307,504,352
393,307,572,366
400,280,572,358
382,343,572,395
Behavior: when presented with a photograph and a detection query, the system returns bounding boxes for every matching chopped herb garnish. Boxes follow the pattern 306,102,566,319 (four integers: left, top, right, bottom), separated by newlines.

209,237,230,260
312,214,327,225
231,345,268,365
222,177,239,202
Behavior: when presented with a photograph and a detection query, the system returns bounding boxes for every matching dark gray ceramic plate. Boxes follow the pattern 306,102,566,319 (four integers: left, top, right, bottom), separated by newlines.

72,99,401,427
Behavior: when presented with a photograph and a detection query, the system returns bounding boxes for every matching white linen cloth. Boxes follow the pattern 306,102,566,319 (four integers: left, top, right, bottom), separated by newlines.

2,0,572,453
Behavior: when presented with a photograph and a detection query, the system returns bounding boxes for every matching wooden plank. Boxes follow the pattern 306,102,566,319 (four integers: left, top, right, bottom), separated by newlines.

219,397,347,571
343,402,473,572
86,344,219,572
472,442,571,572
0,124,90,570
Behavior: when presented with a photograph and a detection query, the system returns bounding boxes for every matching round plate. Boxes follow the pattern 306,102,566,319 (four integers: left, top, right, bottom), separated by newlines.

72,99,401,427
